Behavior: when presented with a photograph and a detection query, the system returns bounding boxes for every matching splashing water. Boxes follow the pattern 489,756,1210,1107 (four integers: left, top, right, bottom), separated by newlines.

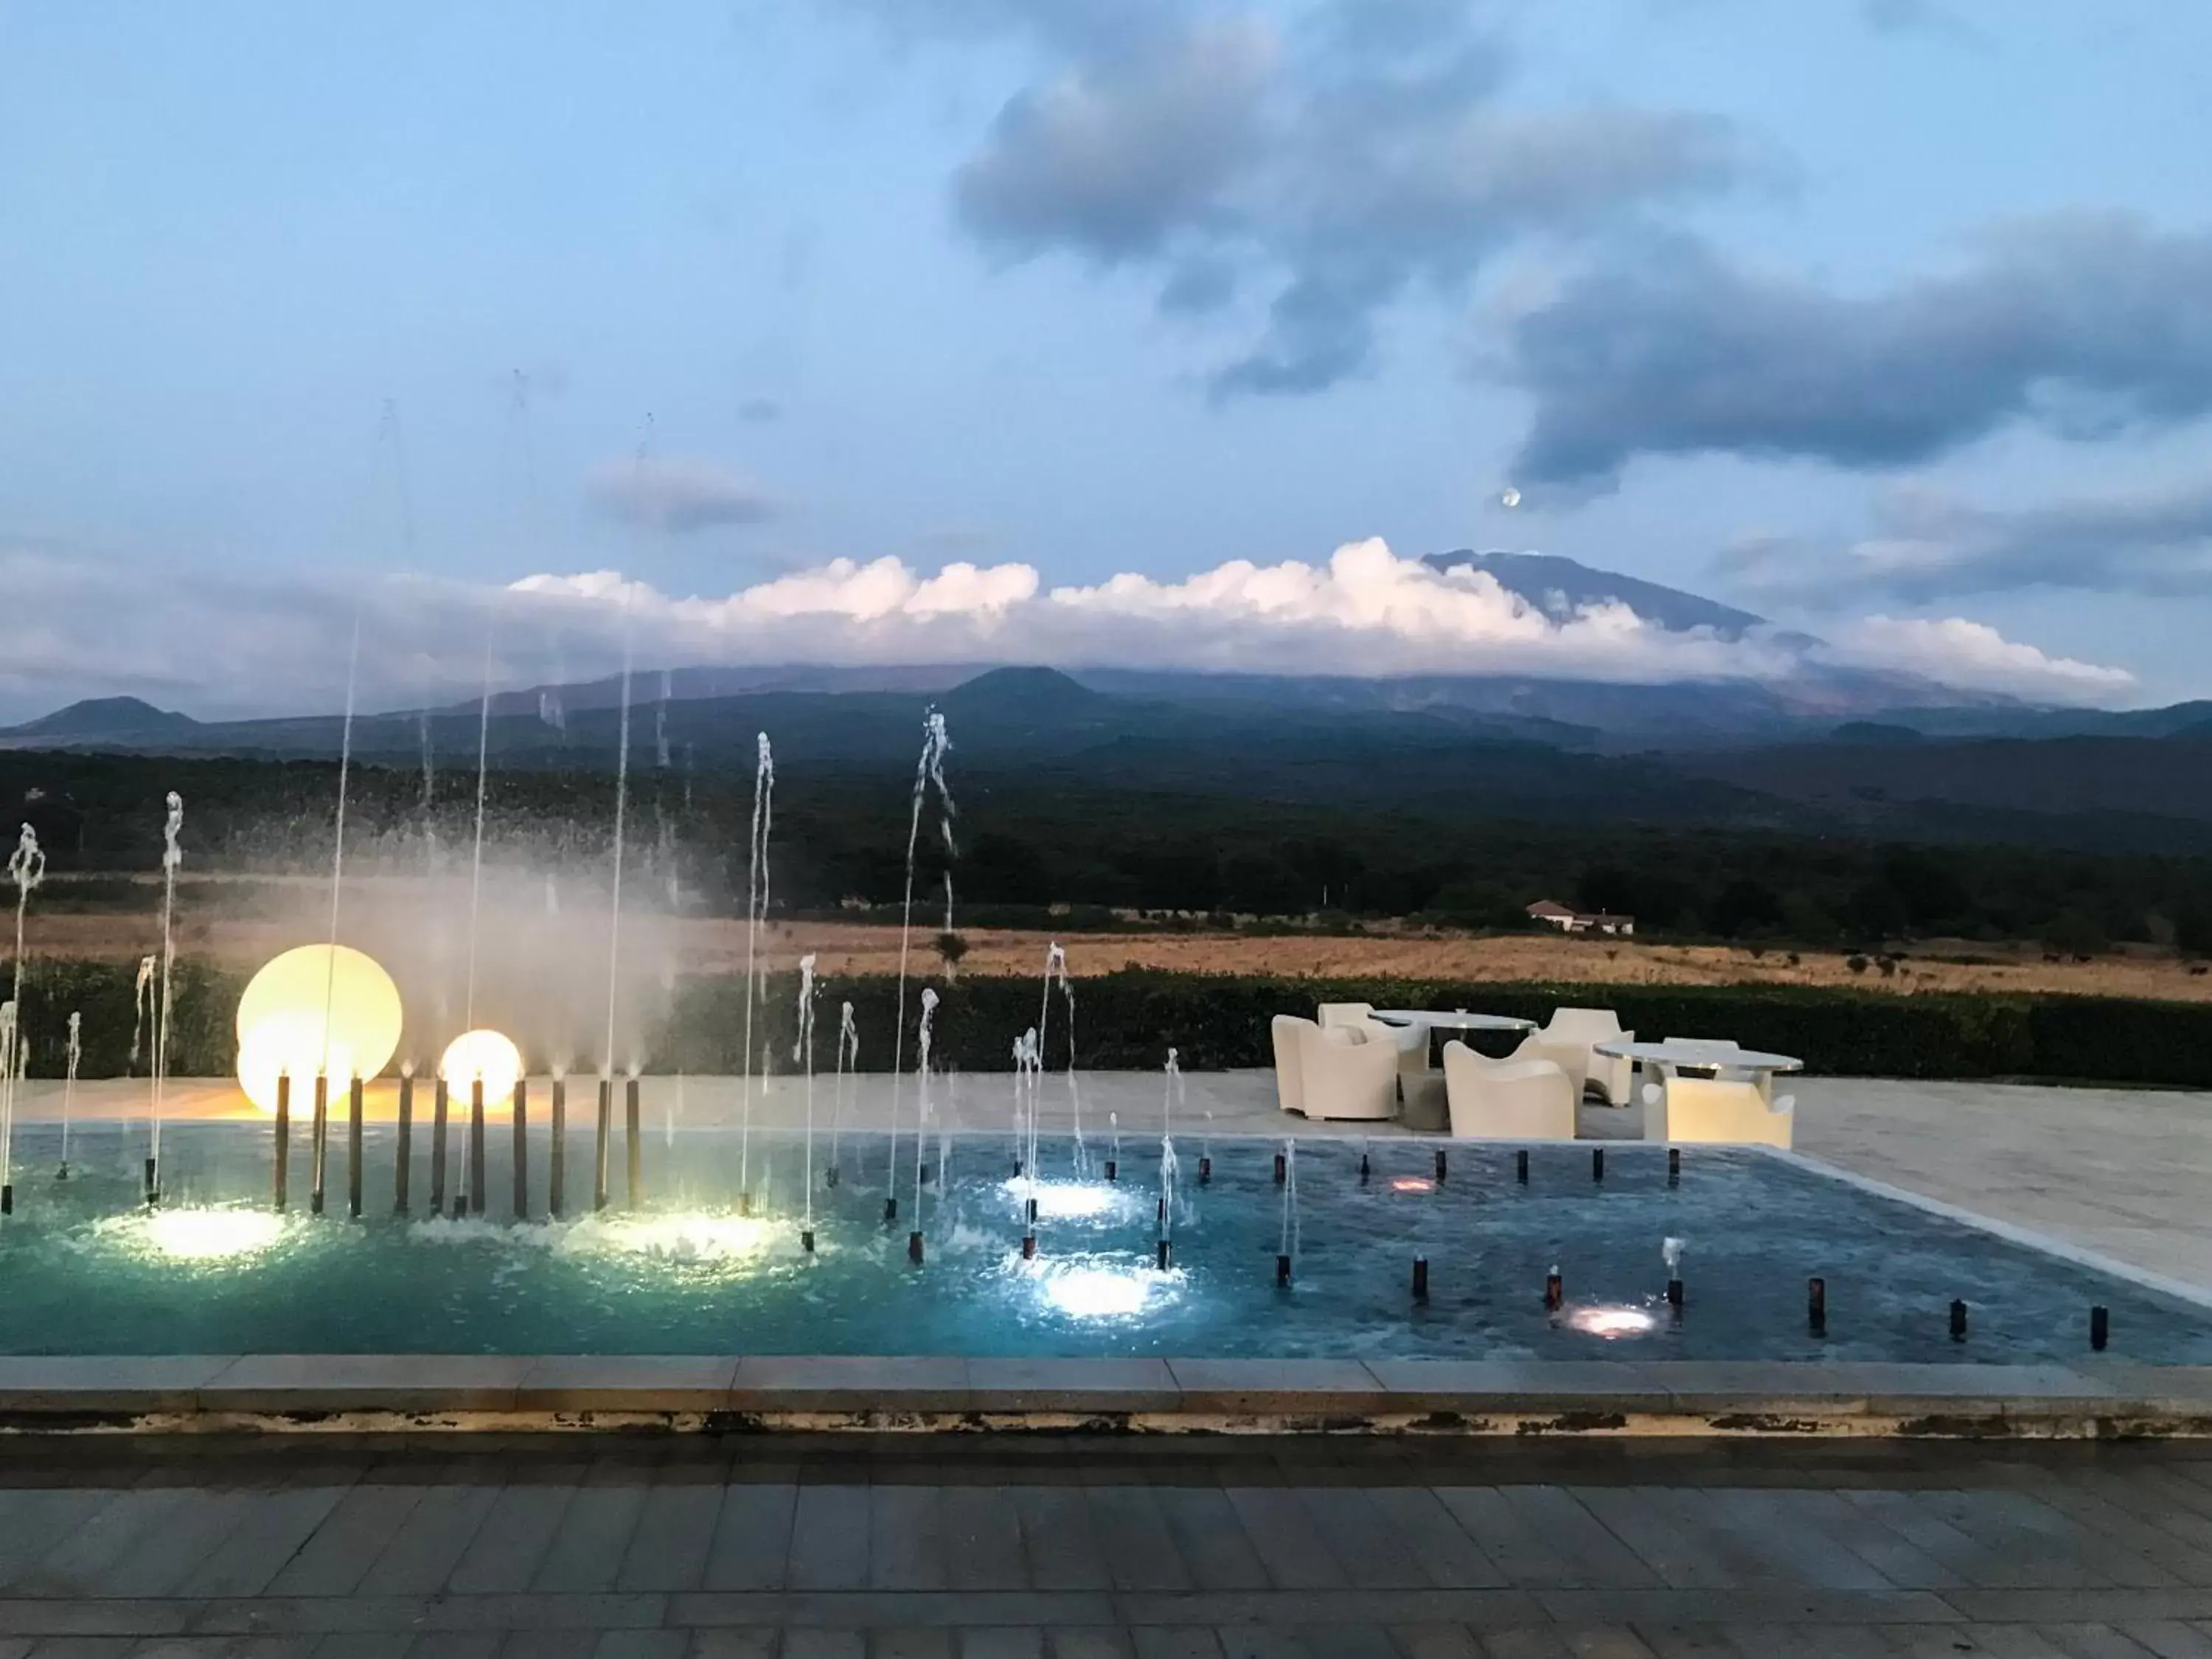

1061,973,1086,1176
831,1001,858,1185
887,711,953,1194
3,821,46,1197
1663,1236,1686,1273
150,793,183,1186
794,953,818,1234
59,1009,81,1177
463,602,496,1032
740,732,774,1202
1279,1139,1301,1267
911,987,939,1230
1159,1046,1181,1250
320,615,361,1096
600,591,637,1086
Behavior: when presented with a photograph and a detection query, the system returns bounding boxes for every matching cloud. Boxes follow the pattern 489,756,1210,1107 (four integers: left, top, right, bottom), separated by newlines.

0,536,2133,722
585,457,778,534
1828,616,2134,700
917,0,1746,396
1495,215,2212,486
1724,480,2212,603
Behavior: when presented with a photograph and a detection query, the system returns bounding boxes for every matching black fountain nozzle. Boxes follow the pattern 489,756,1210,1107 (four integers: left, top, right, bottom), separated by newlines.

1197,1155,1211,1186
884,1195,899,1223
825,1164,840,1189
347,1077,364,1219
1667,1147,1681,1185
1273,1151,1286,1185
274,1071,292,1211
1515,1149,1528,1184
1666,1276,1683,1310
1360,1152,1370,1184
469,1077,487,1217
907,1229,925,1265
1157,1238,1172,1271
1592,1147,1604,1183
1276,1251,1293,1286
1026,1197,1038,1223
1021,1232,1037,1260
1411,1256,1429,1302
0,1183,12,1216
310,1071,329,1216
392,1072,411,1214
512,1078,529,1222
801,1228,815,1255
430,1077,450,1217
145,1154,159,1208
1104,1158,1117,1183
2091,1305,2110,1352
1433,1148,1447,1183
1012,1157,1023,1178
1950,1298,1969,1342
739,1192,754,1218
1155,1195,1166,1225
625,1075,643,1207
548,1077,567,1219
1544,1267,1564,1312
1808,1276,1827,1336
920,1164,933,1186
55,1164,69,1183
593,1076,612,1213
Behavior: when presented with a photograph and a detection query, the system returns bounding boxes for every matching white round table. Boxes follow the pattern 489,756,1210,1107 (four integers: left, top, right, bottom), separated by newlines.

1594,1039,1803,1075
1370,1010,1537,1034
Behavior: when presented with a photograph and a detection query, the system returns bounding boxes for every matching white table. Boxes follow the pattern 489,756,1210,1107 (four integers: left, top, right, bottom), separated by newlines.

1594,1039,1803,1077
1370,1010,1537,1035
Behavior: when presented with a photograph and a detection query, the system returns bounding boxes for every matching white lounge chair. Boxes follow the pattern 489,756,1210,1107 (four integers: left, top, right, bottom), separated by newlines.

1660,1036,1772,1100
1513,1007,1635,1105
1298,1021,1399,1121
1441,1040,1576,1140
1644,1075,1795,1148
1317,1001,1371,1029
1270,1015,1313,1116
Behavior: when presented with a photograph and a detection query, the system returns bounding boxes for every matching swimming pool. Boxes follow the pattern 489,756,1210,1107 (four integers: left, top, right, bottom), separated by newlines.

0,1121,2197,1363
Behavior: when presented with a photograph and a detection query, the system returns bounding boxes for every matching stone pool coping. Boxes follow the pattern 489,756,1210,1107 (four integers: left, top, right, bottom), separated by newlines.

7,1354,2212,1437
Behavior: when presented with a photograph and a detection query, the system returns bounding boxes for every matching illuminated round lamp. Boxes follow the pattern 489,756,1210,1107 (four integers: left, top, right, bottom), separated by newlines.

237,1012,359,1117
439,1029,524,1101
233,944,403,1113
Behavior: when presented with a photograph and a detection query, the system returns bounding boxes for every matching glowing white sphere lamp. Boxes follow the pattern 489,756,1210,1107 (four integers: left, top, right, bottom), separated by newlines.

439,1029,524,1100
233,945,403,1114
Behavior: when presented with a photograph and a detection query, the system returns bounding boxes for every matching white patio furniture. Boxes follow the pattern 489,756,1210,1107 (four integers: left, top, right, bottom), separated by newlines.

1370,1010,1537,1131
1596,1038,1804,1136
1440,1040,1577,1141
1298,1020,1400,1121
1270,1015,1313,1115
1643,1074,1798,1149
1512,1006,1635,1105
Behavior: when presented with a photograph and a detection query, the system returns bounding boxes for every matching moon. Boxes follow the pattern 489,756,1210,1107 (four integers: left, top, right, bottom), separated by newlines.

1500,487,1522,508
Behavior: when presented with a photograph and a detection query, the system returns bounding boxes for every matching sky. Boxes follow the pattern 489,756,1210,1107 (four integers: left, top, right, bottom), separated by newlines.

3,0,2211,720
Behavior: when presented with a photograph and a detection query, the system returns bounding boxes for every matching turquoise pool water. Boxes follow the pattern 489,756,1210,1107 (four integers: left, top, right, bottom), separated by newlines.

0,1121,2198,1362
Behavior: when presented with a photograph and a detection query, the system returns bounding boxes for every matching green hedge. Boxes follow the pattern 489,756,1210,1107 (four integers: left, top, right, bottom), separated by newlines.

8,961,2211,1088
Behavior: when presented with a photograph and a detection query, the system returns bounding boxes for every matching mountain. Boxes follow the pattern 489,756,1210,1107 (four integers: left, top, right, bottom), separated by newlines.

1425,549,1767,639
0,696,198,745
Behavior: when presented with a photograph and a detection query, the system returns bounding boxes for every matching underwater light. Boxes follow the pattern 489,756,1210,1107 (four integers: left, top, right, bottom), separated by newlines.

439,1029,524,1102
998,1176,1132,1222
1391,1177,1434,1193
1567,1304,1657,1340
1033,1260,1178,1321
133,1209,287,1262
234,945,403,1113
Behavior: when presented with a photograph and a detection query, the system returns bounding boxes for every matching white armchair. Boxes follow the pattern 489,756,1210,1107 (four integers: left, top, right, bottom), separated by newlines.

1317,1002,1372,1029
1298,1022,1399,1121
1270,1015,1313,1116
1513,1006,1634,1105
1660,1036,1771,1100
1441,1040,1576,1140
1644,1075,1795,1148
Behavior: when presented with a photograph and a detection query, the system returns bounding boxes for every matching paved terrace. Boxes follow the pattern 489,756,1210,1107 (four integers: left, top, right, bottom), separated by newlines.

28,1069,2212,1293
4,1434,2212,1655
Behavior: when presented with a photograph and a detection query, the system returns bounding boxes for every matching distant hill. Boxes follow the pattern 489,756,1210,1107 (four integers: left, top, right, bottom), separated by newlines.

0,696,198,745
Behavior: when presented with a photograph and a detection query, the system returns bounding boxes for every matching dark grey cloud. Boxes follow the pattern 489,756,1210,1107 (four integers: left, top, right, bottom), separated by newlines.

1498,215,2212,487
923,0,1746,396
1726,480,2212,605
586,458,778,535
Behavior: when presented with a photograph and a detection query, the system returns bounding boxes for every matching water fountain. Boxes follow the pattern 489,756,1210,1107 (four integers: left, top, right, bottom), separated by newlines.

1,820,44,1213
829,1001,857,1189
794,953,818,1253
57,1009,80,1180
886,711,953,1217
739,732,773,1214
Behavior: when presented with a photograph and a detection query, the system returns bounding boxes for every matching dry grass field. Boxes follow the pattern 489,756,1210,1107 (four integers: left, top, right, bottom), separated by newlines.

31,909,2212,1002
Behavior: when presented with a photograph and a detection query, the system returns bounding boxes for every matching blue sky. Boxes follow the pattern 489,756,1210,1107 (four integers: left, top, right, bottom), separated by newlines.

3,0,2210,717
